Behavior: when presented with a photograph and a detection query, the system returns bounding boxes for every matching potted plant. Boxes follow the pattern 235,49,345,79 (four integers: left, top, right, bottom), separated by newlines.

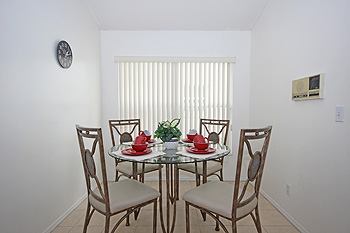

154,118,182,149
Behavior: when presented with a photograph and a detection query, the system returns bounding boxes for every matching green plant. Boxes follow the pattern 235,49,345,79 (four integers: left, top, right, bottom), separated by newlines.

154,118,182,142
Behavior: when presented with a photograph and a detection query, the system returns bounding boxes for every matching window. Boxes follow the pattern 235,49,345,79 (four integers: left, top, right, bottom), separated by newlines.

115,56,235,142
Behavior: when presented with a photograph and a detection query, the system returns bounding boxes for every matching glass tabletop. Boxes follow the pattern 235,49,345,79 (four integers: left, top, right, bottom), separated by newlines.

108,142,231,164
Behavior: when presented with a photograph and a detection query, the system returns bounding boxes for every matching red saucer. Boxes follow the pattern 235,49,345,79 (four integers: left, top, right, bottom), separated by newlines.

182,138,193,143
186,147,216,154
121,148,152,156
148,139,156,143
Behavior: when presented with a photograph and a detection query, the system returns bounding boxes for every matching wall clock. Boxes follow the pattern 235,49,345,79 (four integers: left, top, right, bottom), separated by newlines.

57,40,73,69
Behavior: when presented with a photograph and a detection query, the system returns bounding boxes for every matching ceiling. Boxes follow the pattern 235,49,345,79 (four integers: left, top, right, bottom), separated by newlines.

83,0,269,31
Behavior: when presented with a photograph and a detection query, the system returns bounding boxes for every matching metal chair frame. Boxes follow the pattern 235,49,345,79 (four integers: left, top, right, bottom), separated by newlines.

109,119,148,182
184,126,272,233
177,119,230,204
76,125,158,233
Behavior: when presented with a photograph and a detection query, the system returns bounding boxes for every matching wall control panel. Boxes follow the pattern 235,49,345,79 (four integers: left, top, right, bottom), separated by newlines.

292,73,324,101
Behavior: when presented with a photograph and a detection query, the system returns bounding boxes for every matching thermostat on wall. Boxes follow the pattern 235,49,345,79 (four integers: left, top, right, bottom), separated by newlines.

292,73,324,101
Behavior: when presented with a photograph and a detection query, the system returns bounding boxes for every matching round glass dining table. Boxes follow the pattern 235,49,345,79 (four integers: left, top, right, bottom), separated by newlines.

109,142,231,233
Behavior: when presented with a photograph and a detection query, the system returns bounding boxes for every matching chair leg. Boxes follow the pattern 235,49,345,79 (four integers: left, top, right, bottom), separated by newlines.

134,208,140,220
195,174,200,187
153,200,158,233
254,206,263,233
83,203,92,233
176,168,179,200
185,202,190,233
115,170,119,182
232,221,238,233
215,215,220,231
126,214,130,226
139,173,145,183
104,215,110,233
197,175,207,221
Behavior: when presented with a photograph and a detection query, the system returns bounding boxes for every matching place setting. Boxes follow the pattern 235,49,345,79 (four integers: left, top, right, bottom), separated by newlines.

122,130,161,147
178,134,227,159
114,134,165,161
181,129,197,144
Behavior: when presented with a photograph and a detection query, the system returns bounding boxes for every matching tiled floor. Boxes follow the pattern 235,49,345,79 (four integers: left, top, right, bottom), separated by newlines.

52,181,300,233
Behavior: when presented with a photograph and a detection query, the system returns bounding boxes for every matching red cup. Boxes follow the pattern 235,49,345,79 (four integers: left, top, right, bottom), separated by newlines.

132,143,148,152
134,135,147,144
187,133,197,141
194,141,209,150
193,135,208,143
139,131,152,141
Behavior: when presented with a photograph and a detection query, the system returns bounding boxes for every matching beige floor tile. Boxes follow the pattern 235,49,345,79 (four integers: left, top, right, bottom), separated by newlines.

264,225,300,233
236,216,255,226
237,225,268,233
175,209,200,226
260,210,292,226
134,225,160,233
173,225,201,233
200,225,230,233
75,199,88,211
113,225,137,233
135,209,160,226
51,226,72,233
258,196,275,210
201,224,268,233
87,213,106,226
69,226,103,233
59,210,85,227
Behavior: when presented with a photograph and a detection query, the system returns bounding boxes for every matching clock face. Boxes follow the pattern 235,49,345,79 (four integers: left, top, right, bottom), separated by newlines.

57,40,73,69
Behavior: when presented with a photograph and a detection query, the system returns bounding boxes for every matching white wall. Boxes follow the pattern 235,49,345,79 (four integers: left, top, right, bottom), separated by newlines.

251,1,350,232
0,1,101,232
101,31,251,180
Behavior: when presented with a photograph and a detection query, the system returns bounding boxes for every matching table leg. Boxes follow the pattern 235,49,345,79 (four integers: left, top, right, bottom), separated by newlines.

171,164,178,233
132,162,138,180
159,164,178,233
159,165,166,233
200,161,207,221
166,165,170,233
132,162,140,223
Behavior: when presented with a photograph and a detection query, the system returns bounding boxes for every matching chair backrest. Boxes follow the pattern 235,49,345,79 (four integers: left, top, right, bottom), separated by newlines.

232,126,272,219
109,119,141,146
199,119,230,145
76,125,110,213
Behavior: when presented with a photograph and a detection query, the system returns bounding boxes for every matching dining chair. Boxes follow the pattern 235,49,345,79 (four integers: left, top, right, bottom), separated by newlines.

177,119,230,198
109,119,160,182
182,126,272,233
76,125,159,233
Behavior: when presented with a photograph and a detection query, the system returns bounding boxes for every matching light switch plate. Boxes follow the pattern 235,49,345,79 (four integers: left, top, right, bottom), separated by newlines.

335,106,344,122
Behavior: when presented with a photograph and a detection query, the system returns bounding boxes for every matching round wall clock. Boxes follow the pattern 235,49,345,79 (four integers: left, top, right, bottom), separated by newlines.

57,40,73,69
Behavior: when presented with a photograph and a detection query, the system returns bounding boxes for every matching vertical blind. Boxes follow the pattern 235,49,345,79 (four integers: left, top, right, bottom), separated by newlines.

115,57,235,141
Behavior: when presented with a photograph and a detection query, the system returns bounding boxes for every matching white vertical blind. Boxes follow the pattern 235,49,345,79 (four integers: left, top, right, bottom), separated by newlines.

115,57,235,138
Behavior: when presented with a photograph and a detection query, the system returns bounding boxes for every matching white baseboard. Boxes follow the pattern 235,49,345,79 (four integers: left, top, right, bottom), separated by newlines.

42,194,87,233
259,189,309,233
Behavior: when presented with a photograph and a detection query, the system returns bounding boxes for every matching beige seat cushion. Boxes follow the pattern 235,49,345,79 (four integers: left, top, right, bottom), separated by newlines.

117,162,160,176
89,179,160,214
182,181,257,219
178,160,222,176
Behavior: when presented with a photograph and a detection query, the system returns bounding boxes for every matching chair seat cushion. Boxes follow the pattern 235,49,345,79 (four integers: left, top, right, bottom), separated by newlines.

182,181,257,219
89,179,160,214
117,162,160,176
178,160,222,176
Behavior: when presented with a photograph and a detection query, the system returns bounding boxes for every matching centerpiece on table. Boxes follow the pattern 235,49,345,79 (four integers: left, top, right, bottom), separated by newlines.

154,118,182,150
